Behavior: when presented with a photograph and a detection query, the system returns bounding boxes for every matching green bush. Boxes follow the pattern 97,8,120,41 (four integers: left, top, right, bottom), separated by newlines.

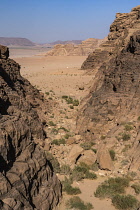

62,95,68,99
122,133,131,141
101,135,106,140
85,171,97,180
58,126,69,132
51,128,58,135
64,133,71,139
51,138,65,146
62,96,79,106
48,121,56,126
70,105,74,109
45,152,60,173
131,183,140,194
137,116,140,121
92,148,97,154
109,150,116,161
95,177,130,198
62,177,81,195
71,162,97,181
60,164,71,175
112,194,139,210
73,99,79,106
124,124,134,131
45,92,49,95
66,196,93,210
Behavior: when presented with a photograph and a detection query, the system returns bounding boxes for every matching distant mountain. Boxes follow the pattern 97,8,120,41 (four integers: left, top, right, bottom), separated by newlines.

0,37,35,46
46,38,106,56
49,40,83,45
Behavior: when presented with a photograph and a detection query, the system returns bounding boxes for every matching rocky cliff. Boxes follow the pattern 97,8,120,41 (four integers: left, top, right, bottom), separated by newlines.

77,6,140,175
0,45,61,209
46,38,105,56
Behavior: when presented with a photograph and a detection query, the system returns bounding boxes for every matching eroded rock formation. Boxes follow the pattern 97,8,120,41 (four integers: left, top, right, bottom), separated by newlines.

46,38,105,56
0,45,61,209
77,6,140,175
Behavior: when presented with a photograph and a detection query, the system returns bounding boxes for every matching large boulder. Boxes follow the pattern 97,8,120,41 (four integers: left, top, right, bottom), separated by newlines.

77,150,96,166
97,145,114,171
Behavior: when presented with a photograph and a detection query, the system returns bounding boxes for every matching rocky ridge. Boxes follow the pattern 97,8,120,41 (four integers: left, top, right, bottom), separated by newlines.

46,38,105,56
0,45,61,209
77,5,140,176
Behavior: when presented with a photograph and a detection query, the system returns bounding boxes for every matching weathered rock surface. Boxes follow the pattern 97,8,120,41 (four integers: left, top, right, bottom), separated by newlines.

46,38,105,56
77,150,96,166
67,145,84,165
97,145,114,171
0,45,61,209
77,6,140,174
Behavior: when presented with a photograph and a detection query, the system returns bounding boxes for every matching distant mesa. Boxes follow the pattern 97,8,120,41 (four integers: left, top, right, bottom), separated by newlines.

46,38,106,56
49,40,83,45
0,37,35,46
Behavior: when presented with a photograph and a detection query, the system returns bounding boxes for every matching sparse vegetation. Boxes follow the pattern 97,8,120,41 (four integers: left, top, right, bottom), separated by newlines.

62,177,81,195
92,148,97,154
122,144,131,152
101,135,106,140
71,162,97,181
124,124,134,131
112,194,139,210
60,164,72,175
122,133,131,141
51,128,58,135
80,142,95,150
62,95,79,106
51,138,66,145
109,150,116,161
137,116,140,121
48,121,56,126
95,177,130,198
66,196,93,210
45,91,49,95
64,133,71,139
58,126,69,132
131,183,140,194
70,105,74,109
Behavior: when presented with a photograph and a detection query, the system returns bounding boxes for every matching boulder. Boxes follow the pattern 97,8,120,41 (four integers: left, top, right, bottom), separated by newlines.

97,145,114,171
68,145,84,165
77,150,96,166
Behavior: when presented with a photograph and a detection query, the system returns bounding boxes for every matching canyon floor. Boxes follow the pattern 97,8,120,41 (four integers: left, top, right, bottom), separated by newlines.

12,48,139,210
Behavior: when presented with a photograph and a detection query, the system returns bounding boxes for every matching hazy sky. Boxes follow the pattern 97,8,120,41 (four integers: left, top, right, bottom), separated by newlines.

0,0,139,43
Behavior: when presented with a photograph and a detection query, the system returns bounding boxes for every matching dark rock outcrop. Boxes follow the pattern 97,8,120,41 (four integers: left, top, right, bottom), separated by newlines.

77,6,140,174
0,45,61,209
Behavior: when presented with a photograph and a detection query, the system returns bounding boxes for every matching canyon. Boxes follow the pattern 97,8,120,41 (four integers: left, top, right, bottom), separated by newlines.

1,5,140,210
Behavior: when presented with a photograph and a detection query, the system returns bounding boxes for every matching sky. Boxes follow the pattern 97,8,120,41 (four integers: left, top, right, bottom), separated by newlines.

0,0,139,43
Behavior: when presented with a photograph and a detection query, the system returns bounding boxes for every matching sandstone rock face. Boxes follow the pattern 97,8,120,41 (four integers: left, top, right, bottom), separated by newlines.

97,146,114,171
46,38,105,56
77,6,140,174
0,46,61,209
81,6,140,70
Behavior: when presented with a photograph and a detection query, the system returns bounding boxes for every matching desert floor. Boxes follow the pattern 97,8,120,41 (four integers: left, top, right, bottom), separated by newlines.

12,49,117,210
